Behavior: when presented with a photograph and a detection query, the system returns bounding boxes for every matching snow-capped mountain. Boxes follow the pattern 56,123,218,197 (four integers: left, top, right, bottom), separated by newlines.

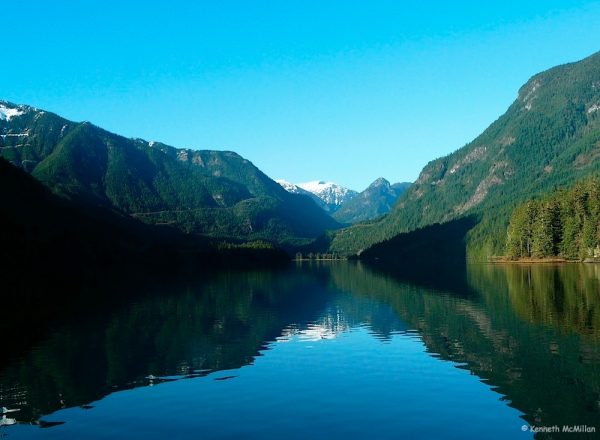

275,179,330,211
298,181,357,211
0,102,27,121
276,179,307,195
277,179,357,212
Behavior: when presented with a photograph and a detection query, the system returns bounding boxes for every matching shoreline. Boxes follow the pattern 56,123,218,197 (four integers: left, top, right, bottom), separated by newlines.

487,257,600,264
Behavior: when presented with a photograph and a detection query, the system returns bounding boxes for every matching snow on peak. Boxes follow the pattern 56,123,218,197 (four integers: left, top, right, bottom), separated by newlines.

277,178,357,209
277,179,332,211
0,104,26,121
276,179,302,193
297,180,357,207
298,180,334,193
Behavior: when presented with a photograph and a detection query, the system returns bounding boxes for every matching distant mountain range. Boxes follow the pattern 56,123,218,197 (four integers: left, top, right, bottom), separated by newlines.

275,179,330,211
331,49,600,259
276,178,410,223
276,179,357,212
296,181,358,211
0,101,339,248
332,178,411,224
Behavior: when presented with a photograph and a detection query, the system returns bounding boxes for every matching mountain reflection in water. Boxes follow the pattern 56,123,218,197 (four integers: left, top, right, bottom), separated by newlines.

1,262,599,438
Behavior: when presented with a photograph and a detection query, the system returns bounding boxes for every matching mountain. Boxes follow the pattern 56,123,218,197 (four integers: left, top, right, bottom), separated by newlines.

277,177,411,223
0,155,199,286
0,101,340,247
331,50,600,259
296,181,357,212
0,157,288,289
332,178,411,224
276,179,329,211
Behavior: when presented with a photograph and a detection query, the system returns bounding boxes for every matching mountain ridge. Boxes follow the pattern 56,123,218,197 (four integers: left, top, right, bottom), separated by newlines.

296,180,357,212
0,101,340,247
332,178,411,224
275,179,330,211
331,50,600,258
277,177,411,223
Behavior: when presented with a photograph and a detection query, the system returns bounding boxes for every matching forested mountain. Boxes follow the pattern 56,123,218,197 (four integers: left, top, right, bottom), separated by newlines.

506,176,600,260
0,155,168,280
331,50,600,259
0,102,339,247
0,157,287,289
333,178,410,224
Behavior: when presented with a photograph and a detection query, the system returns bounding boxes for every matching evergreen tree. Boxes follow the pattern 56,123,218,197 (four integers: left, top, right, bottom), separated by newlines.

506,176,600,260
532,201,554,257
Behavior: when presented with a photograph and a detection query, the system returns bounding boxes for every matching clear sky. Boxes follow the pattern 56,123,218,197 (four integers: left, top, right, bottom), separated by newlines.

2,1,600,190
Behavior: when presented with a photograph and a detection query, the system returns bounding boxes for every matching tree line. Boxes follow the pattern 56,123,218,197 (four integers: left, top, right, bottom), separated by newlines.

506,177,600,260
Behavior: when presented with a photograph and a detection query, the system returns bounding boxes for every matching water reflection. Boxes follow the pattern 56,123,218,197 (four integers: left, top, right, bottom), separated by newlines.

353,262,600,432
0,269,331,422
1,262,599,437
501,264,600,337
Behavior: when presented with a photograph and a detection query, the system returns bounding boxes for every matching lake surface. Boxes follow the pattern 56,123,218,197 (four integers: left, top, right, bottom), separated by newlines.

1,262,599,439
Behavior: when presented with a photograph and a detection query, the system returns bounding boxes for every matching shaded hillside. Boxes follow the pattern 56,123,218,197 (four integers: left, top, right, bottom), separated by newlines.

331,50,600,259
0,102,339,247
333,178,410,224
358,216,478,291
0,158,288,299
1,157,185,282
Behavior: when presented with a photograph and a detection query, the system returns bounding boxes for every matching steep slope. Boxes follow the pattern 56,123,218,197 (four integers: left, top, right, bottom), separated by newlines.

0,102,340,246
331,50,600,258
0,156,200,282
297,180,357,212
0,157,288,288
333,178,411,224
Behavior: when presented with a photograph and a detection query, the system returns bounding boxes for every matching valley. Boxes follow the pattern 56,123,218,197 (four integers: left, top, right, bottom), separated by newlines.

3,51,600,263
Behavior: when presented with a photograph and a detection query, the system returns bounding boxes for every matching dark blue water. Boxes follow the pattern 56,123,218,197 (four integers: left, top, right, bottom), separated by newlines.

2,262,599,439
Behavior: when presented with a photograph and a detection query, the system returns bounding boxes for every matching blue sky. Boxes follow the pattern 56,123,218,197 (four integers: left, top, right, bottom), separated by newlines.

2,1,600,190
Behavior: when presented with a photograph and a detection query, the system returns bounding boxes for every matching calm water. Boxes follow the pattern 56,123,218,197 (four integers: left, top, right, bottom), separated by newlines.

1,262,600,439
